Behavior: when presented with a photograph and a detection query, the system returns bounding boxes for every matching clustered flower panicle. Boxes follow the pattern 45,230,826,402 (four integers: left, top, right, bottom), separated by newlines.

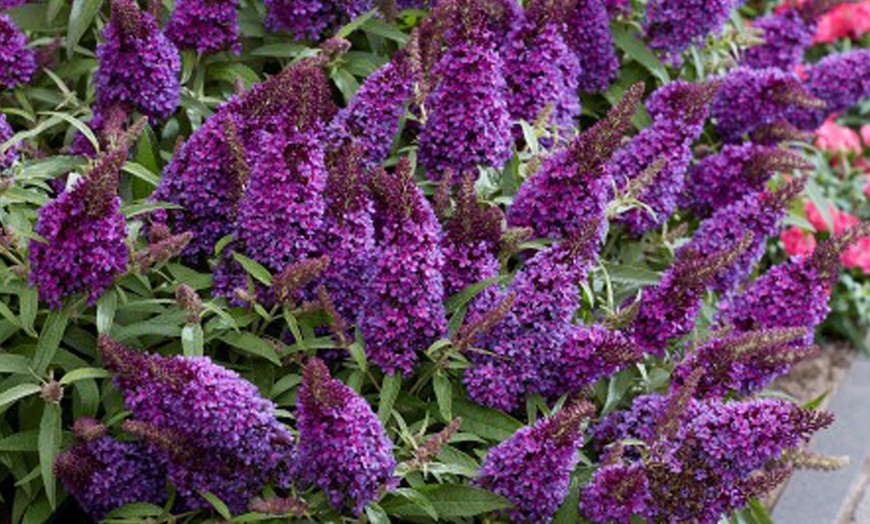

0,13,36,88
166,0,240,54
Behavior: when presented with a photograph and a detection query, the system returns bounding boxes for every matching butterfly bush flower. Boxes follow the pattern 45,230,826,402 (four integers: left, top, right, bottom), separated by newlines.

645,0,741,63
441,174,503,298
677,179,804,293
742,9,813,70
359,160,447,374
418,41,512,180
630,234,751,356
718,223,870,341
611,81,713,235
294,358,396,514
166,0,240,54
0,113,18,170
712,67,822,142
55,418,167,520
556,324,640,395
503,18,581,139
682,143,813,216
264,0,334,40
509,83,643,240
0,0,26,8
563,0,618,92
328,56,413,167
0,14,36,88
673,327,817,398
794,49,870,130
95,0,180,120
465,221,602,410
29,135,136,308
476,402,595,523
99,336,295,513
580,462,650,524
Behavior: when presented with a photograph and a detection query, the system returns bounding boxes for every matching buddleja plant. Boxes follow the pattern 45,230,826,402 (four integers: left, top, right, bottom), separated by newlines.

3,0,870,522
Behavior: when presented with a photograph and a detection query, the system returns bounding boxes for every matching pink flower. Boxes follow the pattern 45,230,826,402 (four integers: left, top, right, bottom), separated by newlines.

805,201,860,234
813,2,870,44
781,226,817,257
842,236,870,273
815,118,862,154
861,124,870,147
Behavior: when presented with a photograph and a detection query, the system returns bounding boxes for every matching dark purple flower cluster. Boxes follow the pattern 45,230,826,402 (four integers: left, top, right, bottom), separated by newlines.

503,18,581,139
712,67,821,142
95,0,181,120
509,82,643,240
55,418,167,520
611,81,713,235
418,41,512,179
165,0,240,54
99,336,295,513
0,0,26,8
794,49,870,130
742,9,813,71
476,403,595,523
583,393,833,523
563,0,618,92
328,56,414,167
682,143,812,216
359,160,447,374
294,358,396,514
557,324,640,392
645,0,741,63
630,235,750,356
677,179,804,293
264,0,373,40
0,113,18,170
0,13,36,88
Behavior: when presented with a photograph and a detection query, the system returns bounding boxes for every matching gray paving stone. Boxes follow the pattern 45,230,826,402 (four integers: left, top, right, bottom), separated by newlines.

772,357,870,524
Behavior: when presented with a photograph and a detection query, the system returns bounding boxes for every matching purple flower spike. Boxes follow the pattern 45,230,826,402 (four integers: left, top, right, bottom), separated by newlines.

0,14,36,88
418,41,512,180
509,82,644,240
55,418,167,520
99,336,295,513
476,402,596,523
0,113,19,170
742,9,813,71
295,358,397,514
794,49,870,131
96,0,180,120
645,0,742,63
711,67,822,142
556,324,640,396
580,462,651,524
359,159,447,374
166,0,241,54
564,0,619,92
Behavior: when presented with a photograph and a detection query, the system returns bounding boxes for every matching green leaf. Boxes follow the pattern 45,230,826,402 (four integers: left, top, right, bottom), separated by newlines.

444,277,506,314
611,22,670,84
39,112,99,154
122,201,183,218
0,383,41,410
219,332,281,365
103,503,164,519
232,253,273,286
335,9,376,38
39,404,62,510
96,290,117,334
452,398,522,441
433,372,452,421
332,68,360,103
121,163,161,187
181,323,204,357
59,367,110,385
0,354,31,374
364,503,391,524
19,287,38,336
67,0,104,58
392,488,438,520
32,308,70,376
0,430,40,451
379,374,402,425
362,18,409,43
382,485,511,519
201,492,232,520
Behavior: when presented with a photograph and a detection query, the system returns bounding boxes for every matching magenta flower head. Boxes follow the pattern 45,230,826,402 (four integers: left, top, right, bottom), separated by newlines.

711,67,822,142
630,233,752,356
556,323,640,395
29,128,140,308
611,81,714,236
580,462,650,524
563,0,619,92
677,178,805,293
476,402,596,523
418,40,512,180
359,159,447,374
0,0,27,8
0,113,18,170
328,55,414,167
98,336,295,513
264,0,334,40
441,173,504,298
509,82,644,240
294,358,397,514
794,49,870,130
742,9,813,70
96,0,181,121
0,14,36,88
55,418,167,520
503,14,581,139
718,222,870,340
165,0,240,54
645,0,741,63
682,143,813,217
